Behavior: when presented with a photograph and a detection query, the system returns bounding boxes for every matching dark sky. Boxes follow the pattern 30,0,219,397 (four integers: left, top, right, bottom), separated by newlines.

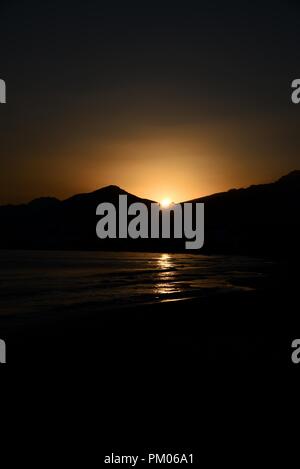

1,0,300,203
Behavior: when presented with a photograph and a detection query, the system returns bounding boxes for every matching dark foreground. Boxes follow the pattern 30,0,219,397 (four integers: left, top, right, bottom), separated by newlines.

1,270,297,451
1,284,296,370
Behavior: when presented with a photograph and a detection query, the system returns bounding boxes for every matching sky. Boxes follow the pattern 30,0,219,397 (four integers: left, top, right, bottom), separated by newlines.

1,0,300,204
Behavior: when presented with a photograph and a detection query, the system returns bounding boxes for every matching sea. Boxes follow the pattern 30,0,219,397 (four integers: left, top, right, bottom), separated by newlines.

0,250,275,317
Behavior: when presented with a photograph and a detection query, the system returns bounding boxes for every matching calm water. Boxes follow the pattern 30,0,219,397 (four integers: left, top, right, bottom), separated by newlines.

0,250,274,316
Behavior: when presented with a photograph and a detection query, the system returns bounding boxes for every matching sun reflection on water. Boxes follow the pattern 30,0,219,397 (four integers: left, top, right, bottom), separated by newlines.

154,253,182,296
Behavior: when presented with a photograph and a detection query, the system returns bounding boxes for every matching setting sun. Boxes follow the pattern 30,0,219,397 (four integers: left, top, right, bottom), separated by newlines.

160,197,172,208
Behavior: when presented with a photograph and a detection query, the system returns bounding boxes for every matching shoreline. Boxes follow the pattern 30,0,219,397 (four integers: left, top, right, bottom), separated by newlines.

0,286,294,368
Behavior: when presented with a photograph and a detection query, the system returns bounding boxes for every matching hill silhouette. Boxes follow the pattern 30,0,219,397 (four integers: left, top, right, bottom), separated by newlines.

0,171,299,256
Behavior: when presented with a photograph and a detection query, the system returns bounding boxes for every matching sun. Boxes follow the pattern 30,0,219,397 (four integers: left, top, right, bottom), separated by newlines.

160,197,172,208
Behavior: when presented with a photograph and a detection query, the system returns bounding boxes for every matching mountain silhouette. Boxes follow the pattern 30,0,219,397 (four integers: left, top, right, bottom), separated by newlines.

1,171,299,256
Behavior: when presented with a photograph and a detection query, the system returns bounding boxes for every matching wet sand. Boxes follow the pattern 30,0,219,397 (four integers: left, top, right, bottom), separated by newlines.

1,285,293,370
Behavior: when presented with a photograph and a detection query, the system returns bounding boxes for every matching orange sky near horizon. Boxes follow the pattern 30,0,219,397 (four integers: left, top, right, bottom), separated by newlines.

2,116,298,205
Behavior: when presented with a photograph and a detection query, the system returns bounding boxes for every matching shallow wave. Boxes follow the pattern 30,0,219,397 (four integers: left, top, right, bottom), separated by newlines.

0,250,273,316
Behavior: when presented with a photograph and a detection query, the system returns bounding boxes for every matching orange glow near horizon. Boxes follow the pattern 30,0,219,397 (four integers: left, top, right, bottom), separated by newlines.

2,119,297,205
81,133,238,203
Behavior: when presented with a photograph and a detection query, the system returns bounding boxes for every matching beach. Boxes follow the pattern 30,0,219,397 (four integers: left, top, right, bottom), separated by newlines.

0,250,294,369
